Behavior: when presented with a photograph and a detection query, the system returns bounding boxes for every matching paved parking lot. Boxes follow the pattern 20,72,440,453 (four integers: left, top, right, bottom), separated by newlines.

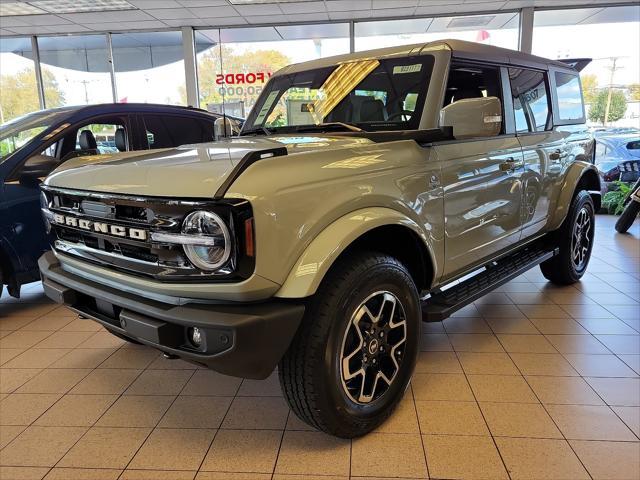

1,214,638,480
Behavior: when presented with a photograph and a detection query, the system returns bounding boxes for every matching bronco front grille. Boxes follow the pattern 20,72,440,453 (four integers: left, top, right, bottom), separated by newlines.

41,186,255,282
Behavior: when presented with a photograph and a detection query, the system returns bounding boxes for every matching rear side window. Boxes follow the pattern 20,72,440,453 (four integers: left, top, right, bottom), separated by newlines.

509,68,551,133
142,115,215,149
554,72,584,123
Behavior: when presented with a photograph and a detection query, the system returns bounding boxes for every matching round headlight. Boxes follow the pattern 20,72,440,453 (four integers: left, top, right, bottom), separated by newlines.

182,211,231,270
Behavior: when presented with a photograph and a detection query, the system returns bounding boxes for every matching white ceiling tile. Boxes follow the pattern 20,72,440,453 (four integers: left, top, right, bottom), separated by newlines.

418,0,462,5
372,0,417,8
128,0,182,7
4,25,56,34
326,0,372,12
286,12,330,22
370,7,417,18
164,16,246,27
279,1,326,14
59,10,156,24
328,10,372,20
0,16,30,27
89,20,168,31
146,8,197,19
0,28,18,36
415,5,464,15
3,14,70,25
189,5,239,17
233,4,283,16
453,1,508,12
43,23,92,33
177,0,229,6
245,14,289,24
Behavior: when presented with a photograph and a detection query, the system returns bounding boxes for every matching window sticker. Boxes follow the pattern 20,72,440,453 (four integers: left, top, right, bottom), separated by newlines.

393,64,422,75
255,90,280,124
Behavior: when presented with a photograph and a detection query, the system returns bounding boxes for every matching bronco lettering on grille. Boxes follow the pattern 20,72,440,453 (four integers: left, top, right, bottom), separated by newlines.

53,214,147,241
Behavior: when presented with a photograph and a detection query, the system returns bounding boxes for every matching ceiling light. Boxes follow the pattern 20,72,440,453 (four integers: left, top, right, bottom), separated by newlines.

0,2,46,16
447,15,495,29
30,0,135,14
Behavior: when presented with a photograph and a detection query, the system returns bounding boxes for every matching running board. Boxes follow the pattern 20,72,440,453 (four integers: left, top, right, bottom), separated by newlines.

421,244,558,322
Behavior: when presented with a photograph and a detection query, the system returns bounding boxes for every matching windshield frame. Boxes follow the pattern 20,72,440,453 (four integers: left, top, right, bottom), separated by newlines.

242,54,435,134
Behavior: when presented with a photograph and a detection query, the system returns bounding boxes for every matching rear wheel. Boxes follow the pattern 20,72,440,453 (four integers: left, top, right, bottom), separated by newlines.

278,251,420,438
541,190,595,284
615,200,640,233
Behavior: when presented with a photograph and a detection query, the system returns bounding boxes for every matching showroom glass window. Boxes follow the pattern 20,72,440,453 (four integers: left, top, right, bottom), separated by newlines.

195,24,350,117
354,12,520,52
112,31,186,105
533,5,640,128
0,37,38,123
36,35,113,107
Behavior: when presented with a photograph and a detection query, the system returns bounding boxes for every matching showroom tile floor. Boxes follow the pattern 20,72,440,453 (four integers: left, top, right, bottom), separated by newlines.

0,214,638,480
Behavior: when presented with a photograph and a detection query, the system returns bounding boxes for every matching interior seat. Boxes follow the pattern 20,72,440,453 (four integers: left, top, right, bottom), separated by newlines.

79,130,98,152
114,128,127,152
360,99,387,122
452,88,482,102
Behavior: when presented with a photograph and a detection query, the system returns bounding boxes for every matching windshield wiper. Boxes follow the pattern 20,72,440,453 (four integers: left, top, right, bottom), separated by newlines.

291,122,364,133
239,126,272,136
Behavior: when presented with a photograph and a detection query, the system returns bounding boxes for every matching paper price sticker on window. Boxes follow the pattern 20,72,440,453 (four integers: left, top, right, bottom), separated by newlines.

393,64,422,75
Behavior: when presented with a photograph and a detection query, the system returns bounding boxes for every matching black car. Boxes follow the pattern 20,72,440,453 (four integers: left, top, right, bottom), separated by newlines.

0,103,241,298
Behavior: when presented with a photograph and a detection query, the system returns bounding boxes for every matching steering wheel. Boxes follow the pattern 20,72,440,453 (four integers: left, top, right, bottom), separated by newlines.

386,110,413,121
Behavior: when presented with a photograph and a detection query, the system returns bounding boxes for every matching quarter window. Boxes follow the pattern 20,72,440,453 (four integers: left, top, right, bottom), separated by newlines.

509,69,551,133
554,72,584,123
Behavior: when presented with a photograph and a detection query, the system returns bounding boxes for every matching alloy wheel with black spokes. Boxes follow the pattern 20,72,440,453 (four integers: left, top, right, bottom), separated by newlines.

571,206,592,271
340,291,407,405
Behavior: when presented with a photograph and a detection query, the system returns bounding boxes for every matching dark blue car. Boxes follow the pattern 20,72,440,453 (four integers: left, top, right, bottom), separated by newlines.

0,103,240,298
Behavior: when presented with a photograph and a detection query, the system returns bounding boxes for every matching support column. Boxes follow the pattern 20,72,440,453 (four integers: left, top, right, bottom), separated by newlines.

182,26,199,107
518,7,534,54
31,36,45,110
349,21,355,53
106,33,118,103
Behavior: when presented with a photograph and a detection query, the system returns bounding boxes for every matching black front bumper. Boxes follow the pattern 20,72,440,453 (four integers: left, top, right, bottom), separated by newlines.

39,251,304,379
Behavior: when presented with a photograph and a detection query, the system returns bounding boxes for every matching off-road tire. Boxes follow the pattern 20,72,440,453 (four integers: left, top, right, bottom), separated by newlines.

541,190,595,284
278,251,420,438
615,200,640,233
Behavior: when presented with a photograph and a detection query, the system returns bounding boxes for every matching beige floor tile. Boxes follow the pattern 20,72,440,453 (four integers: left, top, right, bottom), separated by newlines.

562,303,617,319
124,370,192,396
198,472,270,480
457,352,519,375
449,333,505,352
545,334,611,354
0,317,38,332
272,476,347,480
147,355,198,370
467,374,537,403
414,351,462,373
49,349,116,369
44,468,122,480
420,333,453,352
59,319,104,332
443,316,491,333
0,349,25,366
59,427,151,469
497,334,557,353
0,425,86,467
519,304,571,319
611,406,640,437
0,304,57,319
547,404,637,441
530,317,589,334
221,396,289,430
121,471,195,480
0,466,49,479
159,396,231,429
19,316,73,332
79,331,127,349
16,369,91,394
373,394,419,433
180,370,241,396
35,394,117,427
577,318,638,335
0,369,42,393
411,373,474,401
351,432,427,478
510,353,579,376
129,428,215,470
2,349,70,369
98,348,159,369
477,303,525,318
570,440,640,480
97,395,174,427
284,413,314,431
0,425,25,449
0,393,61,425
565,354,638,377
237,372,282,397
415,400,489,435
527,376,604,405
596,335,640,355
486,317,539,334
424,434,509,480
0,331,54,350
507,292,553,304
275,431,350,476
201,429,281,473
481,402,562,438
586,377,640,406
496,437,590,480
34,331,95,349
70,369,141,395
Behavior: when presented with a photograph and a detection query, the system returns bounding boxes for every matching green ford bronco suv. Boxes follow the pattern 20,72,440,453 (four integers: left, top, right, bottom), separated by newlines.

39,39,600,437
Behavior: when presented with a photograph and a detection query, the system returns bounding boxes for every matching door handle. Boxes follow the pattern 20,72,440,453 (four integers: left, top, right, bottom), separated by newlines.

549,149,566,161
499,157,517,171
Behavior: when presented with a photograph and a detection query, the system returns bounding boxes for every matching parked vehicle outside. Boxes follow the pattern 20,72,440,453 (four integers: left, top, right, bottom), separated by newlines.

594,134,640,196
0,103,241,298
38,40,600,437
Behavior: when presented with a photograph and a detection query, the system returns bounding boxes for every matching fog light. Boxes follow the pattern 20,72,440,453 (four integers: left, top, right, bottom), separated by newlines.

190,327,203,347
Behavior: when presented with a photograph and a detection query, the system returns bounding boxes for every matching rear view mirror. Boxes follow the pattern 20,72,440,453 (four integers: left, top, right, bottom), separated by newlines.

214,117,239,139
440,97,502,139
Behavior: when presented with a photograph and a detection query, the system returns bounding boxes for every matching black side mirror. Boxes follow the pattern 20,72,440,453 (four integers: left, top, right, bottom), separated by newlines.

18,155,59,184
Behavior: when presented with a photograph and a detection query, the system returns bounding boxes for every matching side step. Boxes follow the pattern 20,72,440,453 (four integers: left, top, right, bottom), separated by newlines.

421,244,558,322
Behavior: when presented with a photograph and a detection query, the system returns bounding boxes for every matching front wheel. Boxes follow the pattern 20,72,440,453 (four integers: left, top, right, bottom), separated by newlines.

541,190,595,284
278,251,420,438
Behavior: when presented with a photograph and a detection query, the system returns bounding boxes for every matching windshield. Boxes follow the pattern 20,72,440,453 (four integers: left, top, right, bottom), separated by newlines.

242,55,434,133
0,109,72,161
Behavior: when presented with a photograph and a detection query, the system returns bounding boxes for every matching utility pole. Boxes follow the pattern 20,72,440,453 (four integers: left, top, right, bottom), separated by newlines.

604,57,621,126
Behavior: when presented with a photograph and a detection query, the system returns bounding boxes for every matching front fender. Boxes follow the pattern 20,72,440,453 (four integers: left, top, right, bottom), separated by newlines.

548,161,600,231
275,207,434,299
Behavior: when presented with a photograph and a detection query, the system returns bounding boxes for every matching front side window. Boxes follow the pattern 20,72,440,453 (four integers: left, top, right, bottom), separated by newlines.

143,115,215,149
75,123,124,154
509,68,551,133
554,72,584,123
243,56,434,132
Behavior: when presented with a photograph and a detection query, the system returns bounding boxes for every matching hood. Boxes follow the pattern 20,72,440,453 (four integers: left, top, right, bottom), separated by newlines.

44,134,372,198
